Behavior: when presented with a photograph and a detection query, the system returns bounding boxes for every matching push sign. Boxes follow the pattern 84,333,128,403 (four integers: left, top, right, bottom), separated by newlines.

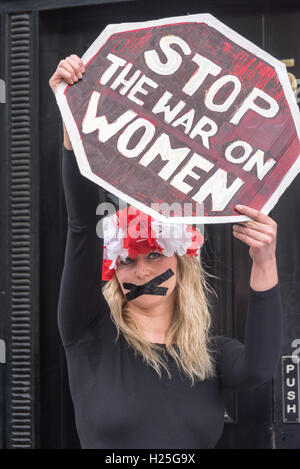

56,13,300,223
282,356,300,423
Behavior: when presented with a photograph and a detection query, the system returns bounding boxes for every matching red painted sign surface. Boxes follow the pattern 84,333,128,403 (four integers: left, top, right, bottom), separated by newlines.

56,14,300,223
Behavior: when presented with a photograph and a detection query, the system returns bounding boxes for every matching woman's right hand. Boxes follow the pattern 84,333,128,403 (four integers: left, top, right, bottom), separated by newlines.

49,55,86,149
49,54,86,95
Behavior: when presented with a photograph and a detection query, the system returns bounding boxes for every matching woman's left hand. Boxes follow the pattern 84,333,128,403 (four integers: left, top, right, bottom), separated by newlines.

232,205,277,265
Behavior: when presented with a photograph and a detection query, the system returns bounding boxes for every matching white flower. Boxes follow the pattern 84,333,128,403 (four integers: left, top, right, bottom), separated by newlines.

103,214,128,269
151,219,194,257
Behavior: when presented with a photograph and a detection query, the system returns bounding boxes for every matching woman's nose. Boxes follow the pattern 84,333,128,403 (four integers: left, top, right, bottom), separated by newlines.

135,258,151,280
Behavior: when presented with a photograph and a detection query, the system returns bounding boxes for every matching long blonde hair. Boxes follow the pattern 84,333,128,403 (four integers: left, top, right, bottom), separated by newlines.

102,254,217,386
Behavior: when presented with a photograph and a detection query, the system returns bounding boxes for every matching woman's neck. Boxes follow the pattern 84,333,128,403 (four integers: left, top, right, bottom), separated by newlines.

127,292,176,344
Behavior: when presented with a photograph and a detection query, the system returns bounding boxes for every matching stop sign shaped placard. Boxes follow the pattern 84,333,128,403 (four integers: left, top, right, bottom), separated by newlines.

55,13,300,223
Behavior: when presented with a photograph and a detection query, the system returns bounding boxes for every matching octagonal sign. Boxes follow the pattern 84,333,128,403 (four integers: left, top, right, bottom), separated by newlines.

55,13,300,224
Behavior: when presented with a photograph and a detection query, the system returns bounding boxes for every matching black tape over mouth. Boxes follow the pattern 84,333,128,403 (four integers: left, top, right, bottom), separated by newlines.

123,269,174,301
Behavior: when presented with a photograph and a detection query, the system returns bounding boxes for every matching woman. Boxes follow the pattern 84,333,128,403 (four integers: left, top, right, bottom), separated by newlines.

49,55,282,449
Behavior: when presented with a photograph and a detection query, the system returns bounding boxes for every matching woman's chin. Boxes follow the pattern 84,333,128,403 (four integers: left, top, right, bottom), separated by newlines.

129,294,169,309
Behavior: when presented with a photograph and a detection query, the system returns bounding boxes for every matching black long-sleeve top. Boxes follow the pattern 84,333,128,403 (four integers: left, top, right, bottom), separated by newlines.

57,144,283,449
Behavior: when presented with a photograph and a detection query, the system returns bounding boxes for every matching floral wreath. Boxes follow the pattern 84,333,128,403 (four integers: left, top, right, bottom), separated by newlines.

102,206,204,281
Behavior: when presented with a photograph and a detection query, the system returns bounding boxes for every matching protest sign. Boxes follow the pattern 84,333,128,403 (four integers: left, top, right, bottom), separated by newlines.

55,13,300,223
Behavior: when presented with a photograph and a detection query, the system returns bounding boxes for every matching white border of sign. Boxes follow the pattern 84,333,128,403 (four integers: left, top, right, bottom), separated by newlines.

56,13,300,224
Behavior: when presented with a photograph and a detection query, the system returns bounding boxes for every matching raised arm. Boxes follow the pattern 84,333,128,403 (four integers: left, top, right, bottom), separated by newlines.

215,204,282,391
50,55,109,347
57,143,109,347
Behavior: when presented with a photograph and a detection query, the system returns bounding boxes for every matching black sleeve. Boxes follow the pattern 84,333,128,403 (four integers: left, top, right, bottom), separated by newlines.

215,282,283,392
57,144,109,347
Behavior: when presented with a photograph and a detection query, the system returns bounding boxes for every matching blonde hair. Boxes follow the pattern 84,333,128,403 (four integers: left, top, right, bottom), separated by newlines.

102,254,217,386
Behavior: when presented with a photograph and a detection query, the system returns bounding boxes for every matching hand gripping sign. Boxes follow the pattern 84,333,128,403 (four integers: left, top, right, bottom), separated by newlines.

55,13,300,224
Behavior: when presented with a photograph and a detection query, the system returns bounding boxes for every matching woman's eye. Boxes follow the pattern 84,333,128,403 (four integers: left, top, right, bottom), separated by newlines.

148,252,161,259
119,253,162,265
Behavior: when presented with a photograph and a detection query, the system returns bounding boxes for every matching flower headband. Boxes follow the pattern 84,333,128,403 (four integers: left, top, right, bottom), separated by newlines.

102,206,204,281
